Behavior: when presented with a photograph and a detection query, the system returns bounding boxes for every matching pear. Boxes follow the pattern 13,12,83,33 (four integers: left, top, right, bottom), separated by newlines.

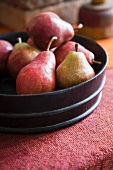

7,37,40,78
26,12,74,50
56,44,95,89
16,36,57,95
54,41,95,67
0,40,13,76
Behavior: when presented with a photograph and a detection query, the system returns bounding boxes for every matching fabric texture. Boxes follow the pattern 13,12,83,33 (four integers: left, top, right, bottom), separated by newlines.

0,38,113,170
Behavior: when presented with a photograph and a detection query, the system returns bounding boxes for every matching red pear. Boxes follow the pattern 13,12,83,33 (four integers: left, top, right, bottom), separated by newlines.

0,40,13,76
26,12,74,50
16,37,57,95
27,37,35,46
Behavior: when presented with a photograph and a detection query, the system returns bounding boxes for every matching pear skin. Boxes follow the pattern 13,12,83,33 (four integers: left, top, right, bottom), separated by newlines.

16,36,57,95
56,51,95,89
26,12,74,50
0,40,13,76
7,41,40,78
16,51,56,94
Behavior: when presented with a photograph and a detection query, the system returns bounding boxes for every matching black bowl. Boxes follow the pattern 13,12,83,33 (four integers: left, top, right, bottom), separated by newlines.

0,32,108,133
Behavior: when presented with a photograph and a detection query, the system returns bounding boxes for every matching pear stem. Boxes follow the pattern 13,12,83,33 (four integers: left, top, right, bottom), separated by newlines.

47,36,57,51
75,43,78,52
72,23,83,32
75,44,102,65
17,37,22,43
77,23,83,29
93,60,102,65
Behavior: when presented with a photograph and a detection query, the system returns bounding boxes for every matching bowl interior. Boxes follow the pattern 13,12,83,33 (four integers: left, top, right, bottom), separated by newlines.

0,32,107,95
0,32,108,133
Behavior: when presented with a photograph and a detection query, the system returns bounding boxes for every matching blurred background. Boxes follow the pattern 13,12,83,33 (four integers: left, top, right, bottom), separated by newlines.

0,0,113,39
0,0,90,31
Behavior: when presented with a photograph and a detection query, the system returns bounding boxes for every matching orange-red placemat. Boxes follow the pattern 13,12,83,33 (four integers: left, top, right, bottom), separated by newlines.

0,68,113,170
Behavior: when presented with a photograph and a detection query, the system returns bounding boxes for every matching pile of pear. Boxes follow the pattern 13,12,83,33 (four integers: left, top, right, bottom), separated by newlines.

0,12,97,95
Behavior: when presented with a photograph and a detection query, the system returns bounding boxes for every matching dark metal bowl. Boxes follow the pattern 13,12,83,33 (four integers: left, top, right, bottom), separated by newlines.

0,32,108,133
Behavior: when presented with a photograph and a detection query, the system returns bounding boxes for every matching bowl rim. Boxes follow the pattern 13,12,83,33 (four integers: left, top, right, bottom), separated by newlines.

0,75,106,118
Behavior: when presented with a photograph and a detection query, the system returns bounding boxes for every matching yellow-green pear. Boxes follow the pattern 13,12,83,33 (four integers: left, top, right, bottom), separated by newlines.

56,44,95,89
